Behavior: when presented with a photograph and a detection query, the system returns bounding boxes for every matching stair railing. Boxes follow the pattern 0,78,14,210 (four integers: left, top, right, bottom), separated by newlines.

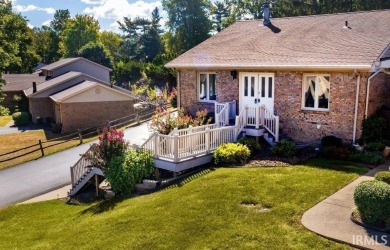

215,102,229,127
260,105,279,142
70,146,94,186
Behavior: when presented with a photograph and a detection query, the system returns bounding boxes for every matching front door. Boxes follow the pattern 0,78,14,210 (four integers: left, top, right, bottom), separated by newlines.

240,73,275,113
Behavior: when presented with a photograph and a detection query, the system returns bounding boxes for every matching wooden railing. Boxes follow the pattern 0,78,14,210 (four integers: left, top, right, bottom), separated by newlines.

260,105,279,142
215,103,229,127
70,146,94,186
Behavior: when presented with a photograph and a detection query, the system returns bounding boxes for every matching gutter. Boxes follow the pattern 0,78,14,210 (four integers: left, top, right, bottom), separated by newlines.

352,70,361,143
165,64,372,71
364,68,383,118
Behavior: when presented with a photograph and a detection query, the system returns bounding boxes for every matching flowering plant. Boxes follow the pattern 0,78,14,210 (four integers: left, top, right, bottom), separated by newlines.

87,127,129,170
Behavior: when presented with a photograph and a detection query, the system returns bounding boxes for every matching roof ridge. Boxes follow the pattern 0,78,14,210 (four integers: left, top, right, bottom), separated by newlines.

236,9,390,22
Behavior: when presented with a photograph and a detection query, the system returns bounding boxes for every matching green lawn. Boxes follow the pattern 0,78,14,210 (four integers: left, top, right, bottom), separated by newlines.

0,159,366,249
0,116,12,126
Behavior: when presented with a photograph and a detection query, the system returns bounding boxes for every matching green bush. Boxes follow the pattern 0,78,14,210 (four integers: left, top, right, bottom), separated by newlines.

271,139,297,158
348,151,384,164
213,143,250,166
361,115,386,143
365,141,386,152
0,106,10,116
354,180,390,226
51,123,62,134
237,137,261,155
375,172,390,185
12,112,29,126
105,149,155,194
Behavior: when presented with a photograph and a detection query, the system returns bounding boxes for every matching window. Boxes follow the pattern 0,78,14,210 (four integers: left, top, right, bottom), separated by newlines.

199,73,216,101
302,75,330,111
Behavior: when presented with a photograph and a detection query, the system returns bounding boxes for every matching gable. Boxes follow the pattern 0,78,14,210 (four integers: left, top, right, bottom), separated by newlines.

58,84,134,103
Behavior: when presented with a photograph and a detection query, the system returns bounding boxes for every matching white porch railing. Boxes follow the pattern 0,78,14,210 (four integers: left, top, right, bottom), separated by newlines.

260,105,279,142
215,103,229,127
70,147,94,186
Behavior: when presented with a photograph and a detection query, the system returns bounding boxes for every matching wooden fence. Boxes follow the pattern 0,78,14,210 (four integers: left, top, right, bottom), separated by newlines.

0,106,156,165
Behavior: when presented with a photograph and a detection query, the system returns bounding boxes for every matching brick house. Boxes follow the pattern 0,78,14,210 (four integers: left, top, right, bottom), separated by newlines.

2,57,135,133
166,10,390,144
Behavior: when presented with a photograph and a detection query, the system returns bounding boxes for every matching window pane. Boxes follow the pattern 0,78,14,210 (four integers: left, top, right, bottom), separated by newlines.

244,77,248,97
209,74,216,101
268,77,273,98
304,76,316,108
317,76,329,109
261,77,265,97
199,74,207,100
251,77,255,97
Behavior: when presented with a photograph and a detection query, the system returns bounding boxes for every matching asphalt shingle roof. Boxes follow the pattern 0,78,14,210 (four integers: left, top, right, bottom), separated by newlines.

2,74,46,91
166,10,390,70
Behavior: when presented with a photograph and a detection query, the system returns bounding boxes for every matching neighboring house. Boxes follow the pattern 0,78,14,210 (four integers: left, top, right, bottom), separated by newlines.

1,57,135,133
166,10,390,144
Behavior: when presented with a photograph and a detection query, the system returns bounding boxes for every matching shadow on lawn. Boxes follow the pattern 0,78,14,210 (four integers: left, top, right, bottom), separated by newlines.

301,157,369,175
79,195,131,215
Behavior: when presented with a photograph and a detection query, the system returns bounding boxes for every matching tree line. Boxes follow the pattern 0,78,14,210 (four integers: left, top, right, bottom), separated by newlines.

1,0,389,92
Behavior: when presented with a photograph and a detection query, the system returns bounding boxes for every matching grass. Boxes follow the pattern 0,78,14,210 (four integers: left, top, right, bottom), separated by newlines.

0,159,367,249
0,130,96,170
0,116,12,126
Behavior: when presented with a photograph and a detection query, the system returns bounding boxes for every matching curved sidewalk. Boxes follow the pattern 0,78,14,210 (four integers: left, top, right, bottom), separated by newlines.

302,162,390,250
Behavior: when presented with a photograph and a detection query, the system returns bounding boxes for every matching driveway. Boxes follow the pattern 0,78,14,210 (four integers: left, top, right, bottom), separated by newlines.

0,122,151,208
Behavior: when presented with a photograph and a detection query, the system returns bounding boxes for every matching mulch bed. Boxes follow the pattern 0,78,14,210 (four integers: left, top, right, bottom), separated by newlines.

246,146,318,167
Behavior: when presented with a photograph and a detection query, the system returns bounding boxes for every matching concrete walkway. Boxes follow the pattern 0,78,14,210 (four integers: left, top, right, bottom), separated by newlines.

0,122,151,208
302,162,390,250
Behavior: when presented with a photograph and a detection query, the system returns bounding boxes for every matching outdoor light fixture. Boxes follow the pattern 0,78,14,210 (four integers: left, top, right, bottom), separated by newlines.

230,70,237,80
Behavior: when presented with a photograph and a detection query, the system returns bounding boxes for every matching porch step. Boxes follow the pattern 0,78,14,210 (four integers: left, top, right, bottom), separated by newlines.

68,167,104,196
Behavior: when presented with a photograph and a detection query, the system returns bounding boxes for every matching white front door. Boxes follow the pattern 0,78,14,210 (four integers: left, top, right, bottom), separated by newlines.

240,73,275,113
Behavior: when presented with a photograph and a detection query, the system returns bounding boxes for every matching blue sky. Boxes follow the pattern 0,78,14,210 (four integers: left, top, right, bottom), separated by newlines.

12,0,165,32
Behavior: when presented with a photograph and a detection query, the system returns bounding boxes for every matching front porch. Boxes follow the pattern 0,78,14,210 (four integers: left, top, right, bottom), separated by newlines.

141,102,280,172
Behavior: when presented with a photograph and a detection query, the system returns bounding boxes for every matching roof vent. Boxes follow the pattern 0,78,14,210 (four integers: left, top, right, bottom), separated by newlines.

343,21,351,29
262,3,272,26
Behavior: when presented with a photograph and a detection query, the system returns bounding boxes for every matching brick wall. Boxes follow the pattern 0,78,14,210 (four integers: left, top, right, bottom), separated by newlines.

179,69,390,143
179,70,238,116
29,97,54,123
60,100,134,133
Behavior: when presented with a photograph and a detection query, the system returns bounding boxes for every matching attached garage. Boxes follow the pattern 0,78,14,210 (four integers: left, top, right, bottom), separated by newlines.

50,81,135,133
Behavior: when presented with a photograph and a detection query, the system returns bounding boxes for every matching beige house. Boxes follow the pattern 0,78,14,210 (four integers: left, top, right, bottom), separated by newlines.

2,57,136,133
166,10,390,144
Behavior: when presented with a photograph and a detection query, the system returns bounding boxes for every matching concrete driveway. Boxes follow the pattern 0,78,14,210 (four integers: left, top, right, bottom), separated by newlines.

0,122,151,208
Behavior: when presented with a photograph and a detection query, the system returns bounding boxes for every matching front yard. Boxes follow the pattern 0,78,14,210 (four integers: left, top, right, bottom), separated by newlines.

0,159,366,249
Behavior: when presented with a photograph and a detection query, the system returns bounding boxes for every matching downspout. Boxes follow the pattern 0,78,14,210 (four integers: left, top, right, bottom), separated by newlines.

352,70,360,144
365,68,383,118
177,70,181,109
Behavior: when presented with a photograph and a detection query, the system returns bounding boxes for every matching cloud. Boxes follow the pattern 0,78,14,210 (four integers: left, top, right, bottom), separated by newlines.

42,20,52,27
27,22,34,29
14,4,56,14
83,0,162,21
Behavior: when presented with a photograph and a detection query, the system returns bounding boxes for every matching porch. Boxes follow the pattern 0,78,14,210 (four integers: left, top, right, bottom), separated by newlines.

141,102,280,172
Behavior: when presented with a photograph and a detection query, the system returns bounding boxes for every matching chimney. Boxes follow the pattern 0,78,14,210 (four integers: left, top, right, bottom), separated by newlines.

262,3,272,26
32,82,37,93
343,21,350,29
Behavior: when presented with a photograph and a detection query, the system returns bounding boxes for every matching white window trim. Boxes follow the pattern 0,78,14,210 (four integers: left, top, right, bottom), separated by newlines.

301,74,330,112
198,72,217,103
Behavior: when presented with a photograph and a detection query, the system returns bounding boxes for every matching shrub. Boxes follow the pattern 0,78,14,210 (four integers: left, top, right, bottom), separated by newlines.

364,141,386,152
51,123,62,134
348,151,384,165
105,149,155,194
87,127,129,170
354,180,390,226
149,107,211,135
12,112,29,126
320,145,351,160
375,172,390,185
213,143,250,166
361,115,386,143
237,137,261,155
271,139,297,158
321,135,343,147
0,106,10,116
